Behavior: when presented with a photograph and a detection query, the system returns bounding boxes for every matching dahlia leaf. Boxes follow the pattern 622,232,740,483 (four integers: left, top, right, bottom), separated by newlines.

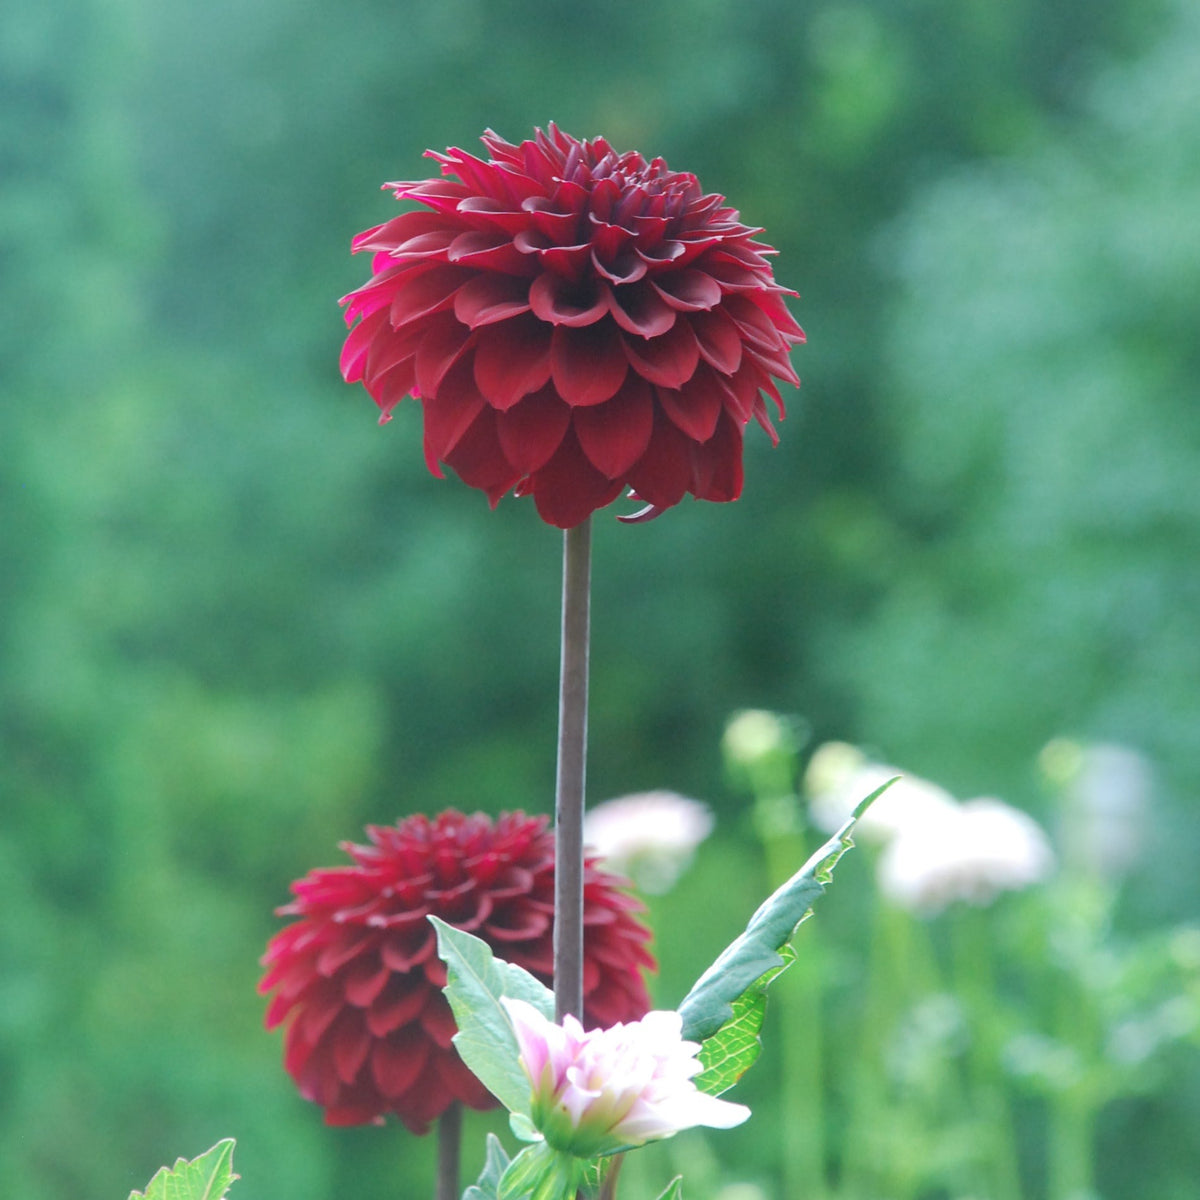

430,916,555,1117
677,781,895,1043
463,1132,511,1200
653,1179,684,1200
692,944,795,1096
127,1139,238,1200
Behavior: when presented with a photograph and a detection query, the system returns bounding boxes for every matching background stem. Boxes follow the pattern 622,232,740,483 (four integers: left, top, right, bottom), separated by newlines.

435,1102,461,1200
554,518,591,1023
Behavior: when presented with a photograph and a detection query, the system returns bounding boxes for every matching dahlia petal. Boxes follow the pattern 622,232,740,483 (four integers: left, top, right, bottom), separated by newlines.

626,412,694,509
340,309,389,383
375,359,419,419
607,282,677,338
484,903,552,941
379,926,437,973
495,386,572,474
443,407,522,505
371,1027,430,1098
455,196,538,236
389,264,473,327
592,247,647,286
621,320,700,389
366,979,430,1037
551,323,628,406
722,293,789,353
316,931,377,977
651,269,723,312
384,229,460,262
573,377,655,478
412,311,473,401
752,394,781,444
332,1018,372,1085
446,230,533,275
657,369,725,444
690,307,744,374
352,210,453,254
520,235,593,281
363,320,421,389
343,956,393,1008
522,195,581,242
528,431,625,528
453,274,531,328
529,273,609,327
300,985,345,1045
421,383,484,478
635,240,686,268
473,313,553,409
419,993,459,1050
691,409,744,502
587,216,633,263
264,991,297,1030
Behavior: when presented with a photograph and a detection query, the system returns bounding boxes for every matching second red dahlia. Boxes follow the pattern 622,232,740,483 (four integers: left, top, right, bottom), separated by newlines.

259,810,655,1132
340,125,804,528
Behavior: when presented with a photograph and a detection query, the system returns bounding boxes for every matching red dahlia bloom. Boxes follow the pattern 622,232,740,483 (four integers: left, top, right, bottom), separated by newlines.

259,810,656,1132
340,125,804,528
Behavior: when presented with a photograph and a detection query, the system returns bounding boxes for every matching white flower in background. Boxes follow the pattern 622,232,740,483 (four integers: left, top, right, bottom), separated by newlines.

1040,739,1152,878
584,791,713,894
877,797,1055,914
804,741,958,841
502,998,750,1158
721,709,798,766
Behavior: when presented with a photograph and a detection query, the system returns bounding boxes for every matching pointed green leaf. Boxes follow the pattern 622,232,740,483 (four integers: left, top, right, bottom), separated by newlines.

653,1178,683,1200
463,1133,512,1200
430,916,555,1116
128,1140,238,1200
678,782,893,1043
693,944,795,1096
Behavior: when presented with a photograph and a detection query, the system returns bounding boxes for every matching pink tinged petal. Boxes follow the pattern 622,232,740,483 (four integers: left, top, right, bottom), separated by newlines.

421,384,484,477
340,309,389,383
389,264,474,327
651,269,723,312
442,406,522,505
521,195,580,241
627,411,694,509
495,386,571,473
527,431,624,528
722,293,789,354
657,370,725,444
607,282,677,338
453,274,532,328
516,234,594,281
529,273,609,327
454,196,538,236
573,377,655,478
551,323,628,406
384,229,460,262
690,307,744,374
621,320,700,389
352,210,454,254
316,931,377,976
473,313,553,409
752,393,780,444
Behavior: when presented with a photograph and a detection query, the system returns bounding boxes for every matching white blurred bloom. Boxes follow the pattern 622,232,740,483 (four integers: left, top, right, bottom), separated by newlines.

804,741,958,841
584,791,713,894
502,998,749,1157
878,797,1055,913
722,709,796,766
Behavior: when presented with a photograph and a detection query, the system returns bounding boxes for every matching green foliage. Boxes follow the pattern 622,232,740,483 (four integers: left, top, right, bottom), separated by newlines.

463,1134,512,1200
678,783,891,1043
430,917,555,1118
653,1179,683,1200
128,1141,237,1200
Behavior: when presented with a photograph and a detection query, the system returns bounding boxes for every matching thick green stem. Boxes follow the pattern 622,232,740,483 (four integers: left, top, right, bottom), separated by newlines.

554,518,591,1023
435,1102,461,1200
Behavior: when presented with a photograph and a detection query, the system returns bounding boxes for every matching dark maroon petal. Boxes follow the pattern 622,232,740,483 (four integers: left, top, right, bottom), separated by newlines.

365,979,429,1037
551,322,628,406
592,247,647,286
371,1027,430,1098
420,369,485,476
626,410,694,509
520,195,580,241
573,377,655,478
453,274,531,328
472,313,553,409
690,307,744,375
419,993,459,1050
691,409,744,502
442,407,523,505
527,431,625,528
495,386,572,474
332,1017,372,1085
342,956,392,1008
607,281,677,338
621,320,700,389
529,273,609,327
651,268,723,312
414,312,474,398
657,366,726,444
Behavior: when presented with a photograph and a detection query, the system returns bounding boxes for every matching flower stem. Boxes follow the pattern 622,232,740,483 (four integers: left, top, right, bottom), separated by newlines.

435,1101,461,1200
554,518,592,1023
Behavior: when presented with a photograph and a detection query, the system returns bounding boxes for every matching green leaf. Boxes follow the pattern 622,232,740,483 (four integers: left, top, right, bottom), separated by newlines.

678,781,893,1043
653,1178,683,1200
498,1142,579,1200
692,944,795,1096
430,916,555,1117
463,1133,512,1200
128,1140,238,1200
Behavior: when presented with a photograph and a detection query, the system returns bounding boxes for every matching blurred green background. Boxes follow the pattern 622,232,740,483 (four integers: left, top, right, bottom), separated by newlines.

2,0,1198,1196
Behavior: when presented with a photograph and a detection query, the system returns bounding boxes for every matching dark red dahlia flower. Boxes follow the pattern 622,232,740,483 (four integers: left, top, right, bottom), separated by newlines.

340,125,804,528
259,809,655,1132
